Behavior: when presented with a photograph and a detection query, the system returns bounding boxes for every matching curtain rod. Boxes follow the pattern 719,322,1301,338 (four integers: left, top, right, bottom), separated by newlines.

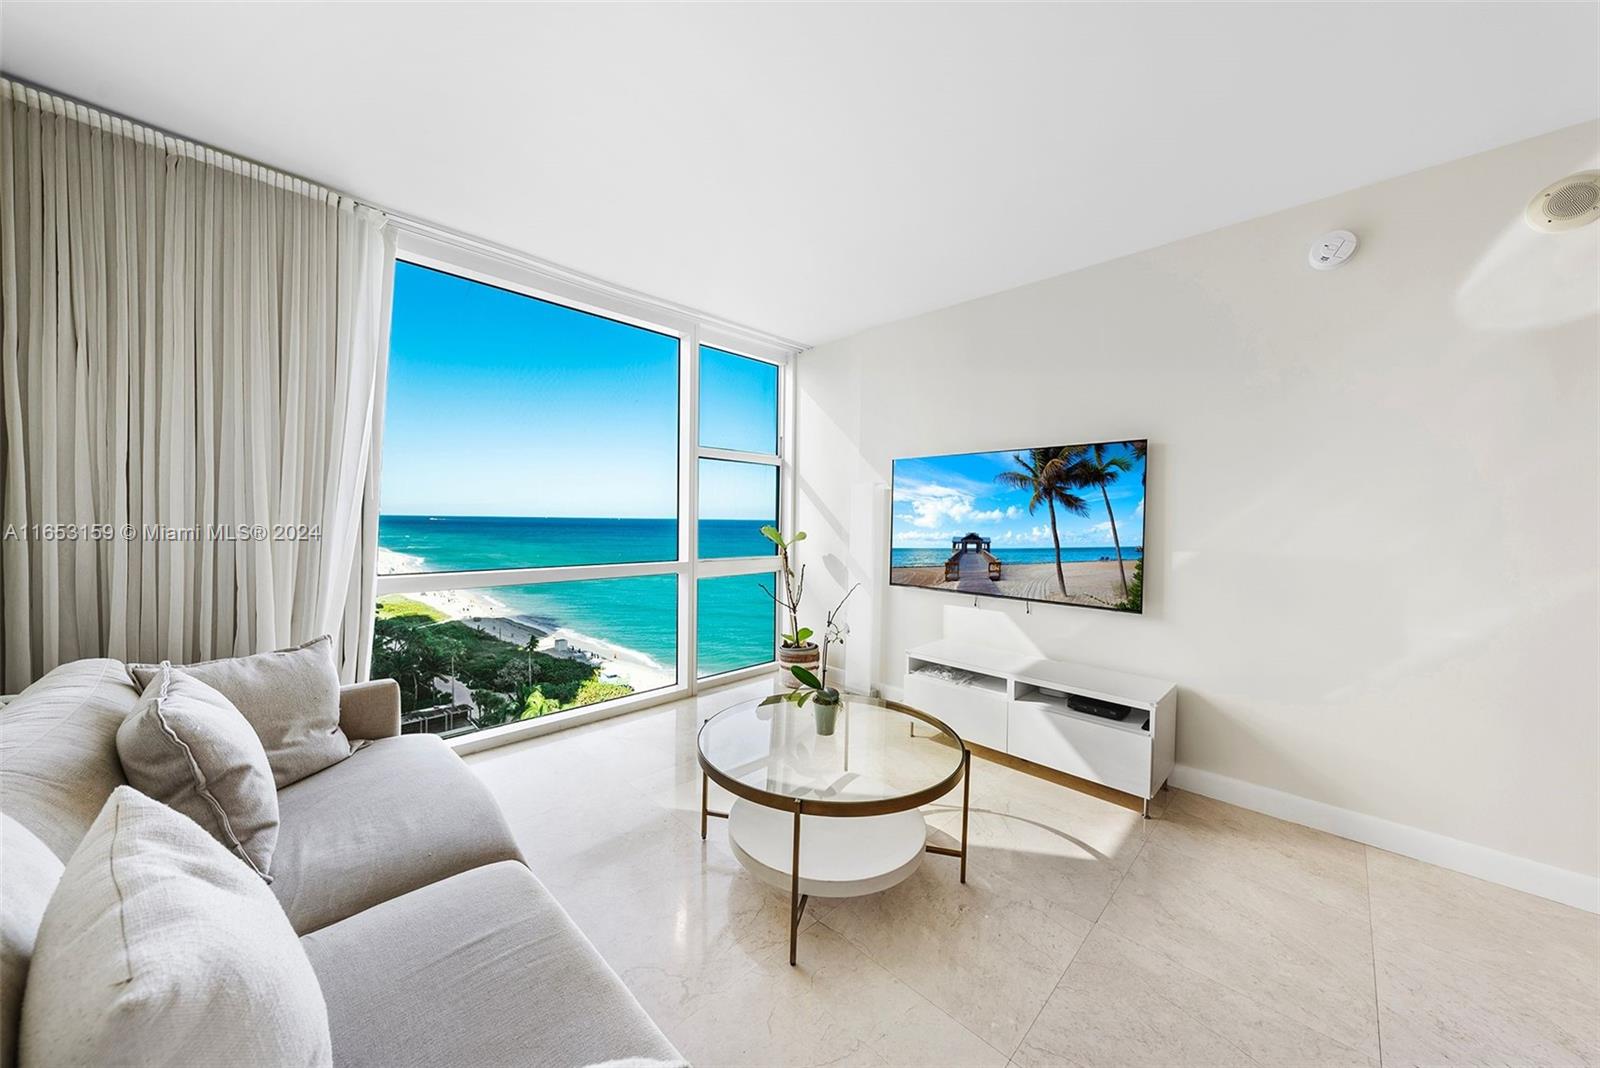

0,72,810,354
2,75,351,203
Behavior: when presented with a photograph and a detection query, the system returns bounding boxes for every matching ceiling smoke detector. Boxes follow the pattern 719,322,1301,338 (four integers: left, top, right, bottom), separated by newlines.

1309,230,1358,270
1525,171,1600,232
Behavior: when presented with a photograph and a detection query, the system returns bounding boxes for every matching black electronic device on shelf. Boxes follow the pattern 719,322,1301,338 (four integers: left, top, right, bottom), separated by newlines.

1066,693,1134,722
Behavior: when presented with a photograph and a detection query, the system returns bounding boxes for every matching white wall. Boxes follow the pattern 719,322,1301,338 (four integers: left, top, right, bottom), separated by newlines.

794,122,1600,904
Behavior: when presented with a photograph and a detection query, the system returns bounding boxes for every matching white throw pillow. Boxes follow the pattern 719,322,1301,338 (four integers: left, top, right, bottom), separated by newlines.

117,663,280,879
18,787,333,1067
130,635,353,787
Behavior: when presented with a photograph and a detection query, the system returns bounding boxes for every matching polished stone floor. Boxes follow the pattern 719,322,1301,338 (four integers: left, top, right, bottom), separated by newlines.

466,678,1599,1067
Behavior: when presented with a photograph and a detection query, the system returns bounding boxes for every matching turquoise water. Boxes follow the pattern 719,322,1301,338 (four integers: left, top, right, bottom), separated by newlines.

379,516,777,678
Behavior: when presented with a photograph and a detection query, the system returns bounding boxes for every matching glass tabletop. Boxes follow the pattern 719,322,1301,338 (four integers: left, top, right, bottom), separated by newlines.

697,694,967,815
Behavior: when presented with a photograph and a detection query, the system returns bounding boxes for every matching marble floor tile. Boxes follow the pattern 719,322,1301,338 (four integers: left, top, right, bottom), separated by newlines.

466,682,1591,1068
634,756,737,834
1097,792,1381,1057
921,804,1133,931
811,852,1094,1056
574,831,823,996
923,758,1152,928
1015,925,1376,1067
1366,848,1600,1067
639,920,1006,1068
1151,789,1372,915
496,774,679,892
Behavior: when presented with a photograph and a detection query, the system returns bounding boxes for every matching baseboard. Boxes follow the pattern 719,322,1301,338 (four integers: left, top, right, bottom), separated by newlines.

1169,764,1599,914
883,679,1597,912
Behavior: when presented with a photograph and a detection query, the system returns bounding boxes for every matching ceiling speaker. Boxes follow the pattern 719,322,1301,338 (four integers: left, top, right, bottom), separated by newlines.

1525,171,1600,233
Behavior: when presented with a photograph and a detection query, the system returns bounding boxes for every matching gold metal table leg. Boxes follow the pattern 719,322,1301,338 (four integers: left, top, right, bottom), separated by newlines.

789,805,805,966
959,748,971,884
922,747,974,886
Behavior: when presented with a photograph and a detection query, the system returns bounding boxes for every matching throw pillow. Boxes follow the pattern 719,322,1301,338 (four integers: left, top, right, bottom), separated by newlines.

130,635,352,787
18,786,333,1067
117,663,279,879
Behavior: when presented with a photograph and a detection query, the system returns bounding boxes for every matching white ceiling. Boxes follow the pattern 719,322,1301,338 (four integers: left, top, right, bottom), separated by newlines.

3,2,1596,345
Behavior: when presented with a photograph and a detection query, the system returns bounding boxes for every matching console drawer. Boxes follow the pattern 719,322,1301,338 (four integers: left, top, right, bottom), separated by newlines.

903,671,1007,751
1007,699,1151,797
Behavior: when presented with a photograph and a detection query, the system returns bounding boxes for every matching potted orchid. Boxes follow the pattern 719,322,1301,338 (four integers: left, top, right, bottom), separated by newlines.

760,582,858,735
759,526,821,688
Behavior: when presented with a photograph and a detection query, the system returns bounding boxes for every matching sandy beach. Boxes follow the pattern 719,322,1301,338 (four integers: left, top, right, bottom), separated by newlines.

891,559,1136,608
539,626,674,692
379,548,673,692
378,546,427,574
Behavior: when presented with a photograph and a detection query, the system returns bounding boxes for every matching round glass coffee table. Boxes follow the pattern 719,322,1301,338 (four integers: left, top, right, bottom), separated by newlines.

697,694,971,965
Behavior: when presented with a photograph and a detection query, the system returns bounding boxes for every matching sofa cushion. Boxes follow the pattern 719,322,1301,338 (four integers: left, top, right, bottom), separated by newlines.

270,734,521,934
0,658,139,861
19,787,333,1068
116,664,279,879
130,635,353,788
301,861,685,1068
0,816,61,1068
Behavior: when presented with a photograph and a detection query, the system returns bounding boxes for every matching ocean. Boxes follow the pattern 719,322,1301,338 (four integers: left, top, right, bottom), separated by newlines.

891,546,1143,567
379,515,777,678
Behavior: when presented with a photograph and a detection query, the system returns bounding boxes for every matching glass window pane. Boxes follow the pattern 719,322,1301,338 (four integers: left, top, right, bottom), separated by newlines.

379,262,678,575
697,573,776,678
698,346,778,454
372,575,676,738
698,459,777,559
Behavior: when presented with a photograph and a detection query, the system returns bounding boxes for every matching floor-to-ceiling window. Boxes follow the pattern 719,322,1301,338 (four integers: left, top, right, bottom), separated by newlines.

372,255,789,741
695,346,782,678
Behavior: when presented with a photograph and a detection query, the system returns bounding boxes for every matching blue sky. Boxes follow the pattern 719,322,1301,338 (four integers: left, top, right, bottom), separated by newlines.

382,263,777,519
891,444,1145,550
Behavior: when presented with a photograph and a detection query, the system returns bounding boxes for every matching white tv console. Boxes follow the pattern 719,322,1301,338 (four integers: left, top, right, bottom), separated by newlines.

902,639,1177,816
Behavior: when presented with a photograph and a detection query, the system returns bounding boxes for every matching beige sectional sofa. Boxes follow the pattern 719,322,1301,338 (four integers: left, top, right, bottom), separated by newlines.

0,658,685,1068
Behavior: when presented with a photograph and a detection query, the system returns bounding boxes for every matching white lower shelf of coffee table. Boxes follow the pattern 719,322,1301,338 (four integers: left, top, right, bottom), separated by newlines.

726,798,927,898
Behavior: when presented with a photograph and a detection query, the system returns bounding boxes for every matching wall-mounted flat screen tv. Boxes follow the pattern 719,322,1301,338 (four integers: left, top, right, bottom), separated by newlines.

890,440,1147,613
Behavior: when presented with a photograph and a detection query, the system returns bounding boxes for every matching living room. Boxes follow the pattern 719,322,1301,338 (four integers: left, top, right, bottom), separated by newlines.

1,3,1596,1067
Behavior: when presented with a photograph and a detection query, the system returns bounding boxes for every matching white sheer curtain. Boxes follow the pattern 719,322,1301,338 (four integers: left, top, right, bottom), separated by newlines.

0,79,393,690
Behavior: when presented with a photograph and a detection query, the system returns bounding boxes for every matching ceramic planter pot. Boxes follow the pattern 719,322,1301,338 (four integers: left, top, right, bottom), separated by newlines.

812,690,841,736
777,642,820,688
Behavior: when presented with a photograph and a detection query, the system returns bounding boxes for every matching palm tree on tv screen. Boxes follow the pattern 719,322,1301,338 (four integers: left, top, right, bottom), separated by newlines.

996,448,1088,595
1058,443,1135,600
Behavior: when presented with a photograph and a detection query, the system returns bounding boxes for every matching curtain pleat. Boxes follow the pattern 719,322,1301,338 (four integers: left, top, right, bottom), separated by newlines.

0,79,392,690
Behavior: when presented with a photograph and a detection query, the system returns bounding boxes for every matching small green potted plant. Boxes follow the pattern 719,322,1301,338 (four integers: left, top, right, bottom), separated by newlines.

760,583,858,735
760,525,819,688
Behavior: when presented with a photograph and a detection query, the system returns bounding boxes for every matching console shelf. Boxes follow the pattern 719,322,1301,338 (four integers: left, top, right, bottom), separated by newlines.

1011,685,1152,735
905,658,1008,694
903,639,1177,815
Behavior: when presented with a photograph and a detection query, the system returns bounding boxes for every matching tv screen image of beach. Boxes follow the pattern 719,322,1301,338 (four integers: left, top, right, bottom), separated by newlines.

890,440,1146,613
